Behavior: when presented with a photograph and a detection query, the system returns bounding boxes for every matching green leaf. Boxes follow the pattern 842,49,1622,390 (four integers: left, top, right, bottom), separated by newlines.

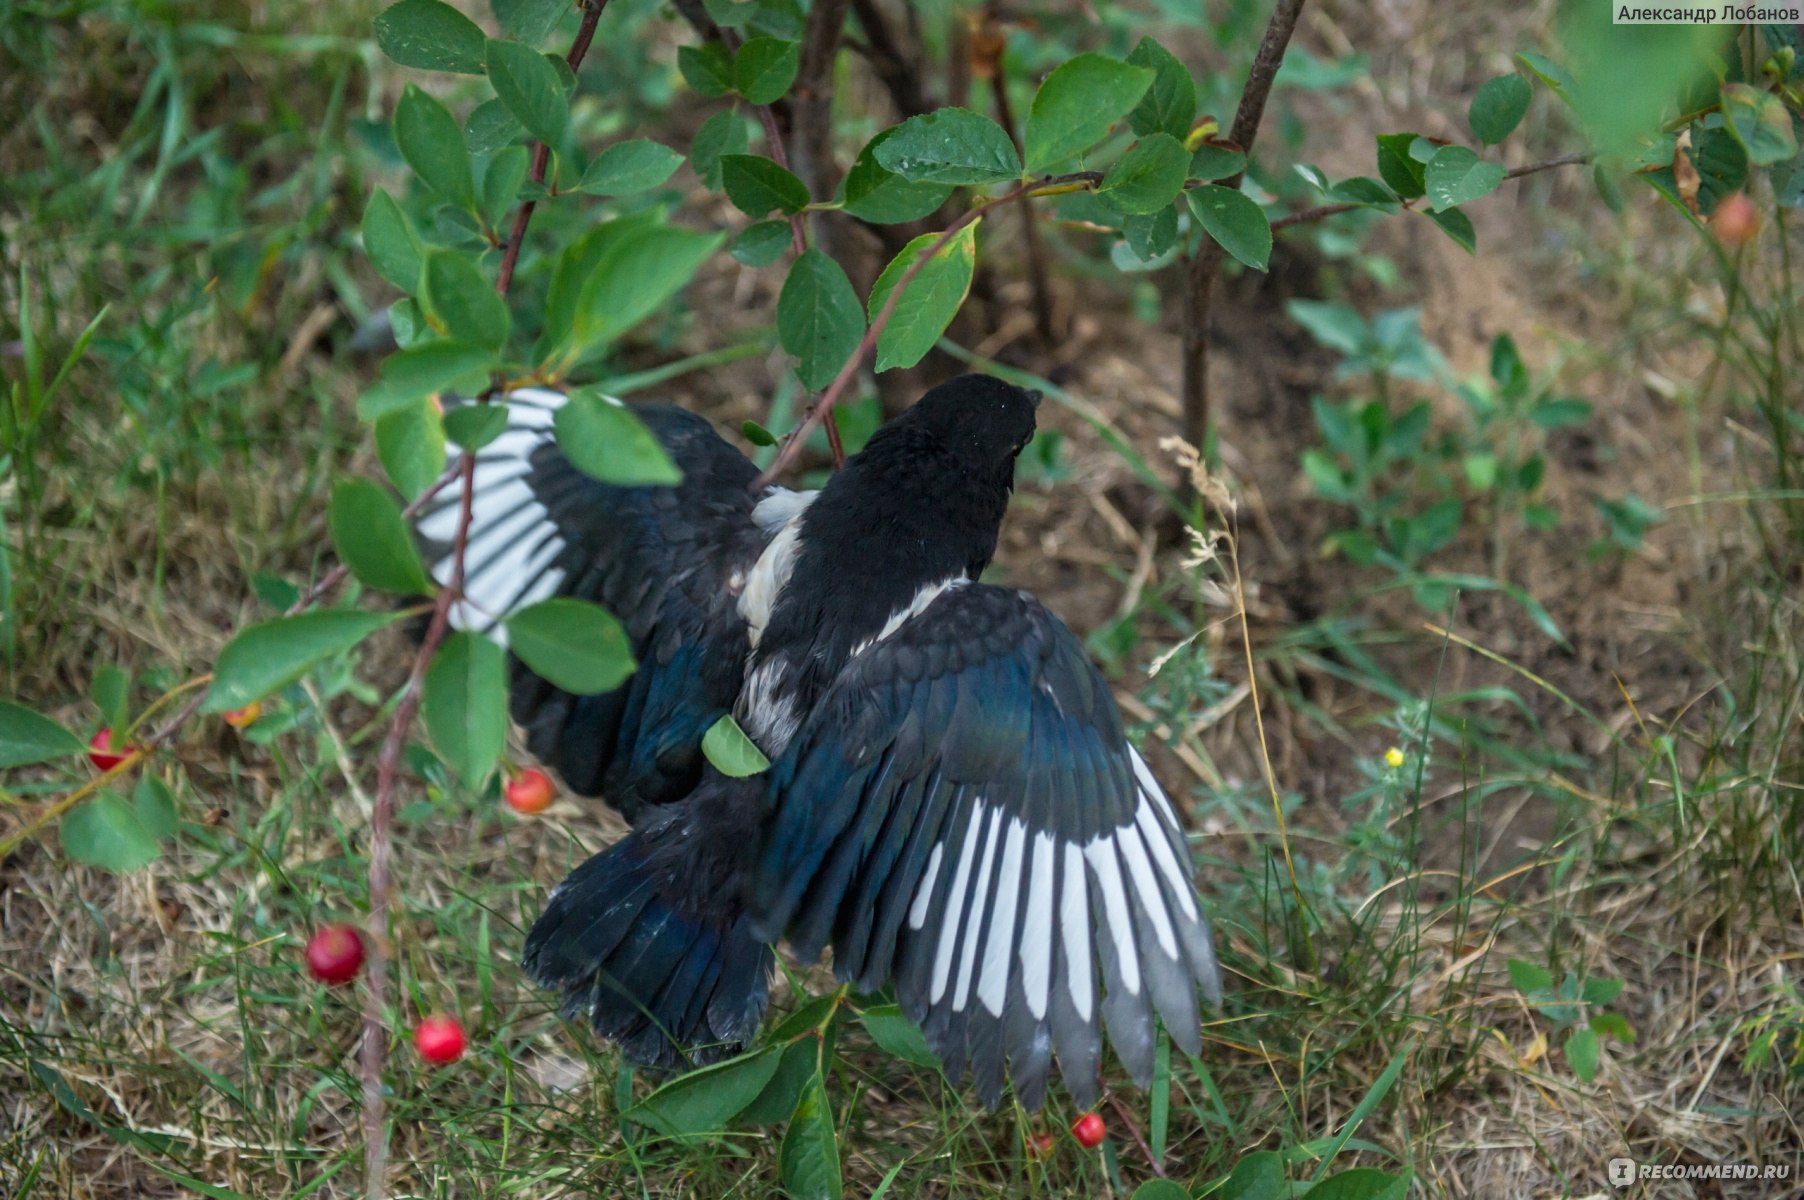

1580,976,1624,1006
493,0,568,44
553,391,684,485
741,419,779,446
1468,74,1531,145
842,130,954,223
204,611,400,713
0,700,86,769
733,36,800,104
1721,82,1798,167
1515,50,1573,104
1099,132,1190,214
858,1005,940,1068
731,220,793,266
1188,184,1271,270
1126,37,1196,140
1190,143,1246,181
376,400,448,502
1122,205,1179,263
423,631,507,785
1374,132,1426,199
91,664,128,739
624,1046,783,1136
1564,1027,1599,1081
1220,1149,1286,1200
394,85,475,211
1303,1168,1409,1200
374,0,487,74
421,250,508,350
721,154,810,217
570,225,724,357
779,1073,842,1200
1590,1011,1636,1043
678,42,735,97
691,108,750,189
1507,958,1553,994
867,224,977,372
359,342,495,420
1424,146,1506,211
577,138,684,195
504,598,635,694
481,145,531,227
61,792,160,872
1131,1182,1190,1200
486,39,567,146
363,189,424,292
738,1036,819,1126
873,108,1021,185
442,402,509,451
465,96,526,156
328,478,434,595
133,776,179,840
1024,53,1153,172
702,714,770,777
1326,176,1399,209
1423,205,1476,253
778,248,865,389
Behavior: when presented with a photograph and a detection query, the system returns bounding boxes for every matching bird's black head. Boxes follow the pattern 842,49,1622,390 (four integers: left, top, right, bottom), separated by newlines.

886,374,1041,490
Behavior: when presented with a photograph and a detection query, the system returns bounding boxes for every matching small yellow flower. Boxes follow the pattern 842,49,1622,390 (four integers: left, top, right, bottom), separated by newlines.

1384,747,1405,769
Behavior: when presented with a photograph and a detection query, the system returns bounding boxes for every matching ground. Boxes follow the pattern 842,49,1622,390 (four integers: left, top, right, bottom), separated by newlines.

2,1,1801,1198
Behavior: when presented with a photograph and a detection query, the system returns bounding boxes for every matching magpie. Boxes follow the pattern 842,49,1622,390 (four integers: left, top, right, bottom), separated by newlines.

414,374,1221,1109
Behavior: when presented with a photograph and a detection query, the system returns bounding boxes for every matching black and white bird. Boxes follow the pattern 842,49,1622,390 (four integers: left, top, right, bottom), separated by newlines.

415,374,1220,1109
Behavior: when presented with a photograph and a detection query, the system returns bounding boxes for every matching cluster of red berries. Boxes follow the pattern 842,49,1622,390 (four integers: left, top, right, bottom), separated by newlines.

303,923,465,1065
1026,1112,1107,1159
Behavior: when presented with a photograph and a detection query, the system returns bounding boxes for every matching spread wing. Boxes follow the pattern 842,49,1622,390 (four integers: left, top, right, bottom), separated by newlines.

416,389,767,818
749,583,1219,1109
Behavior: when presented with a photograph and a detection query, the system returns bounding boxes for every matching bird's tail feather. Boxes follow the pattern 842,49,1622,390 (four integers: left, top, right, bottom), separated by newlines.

521,779,772,1070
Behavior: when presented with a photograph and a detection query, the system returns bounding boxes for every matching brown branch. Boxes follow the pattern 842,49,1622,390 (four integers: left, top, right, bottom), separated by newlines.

365,8,613,1195
752,104,810,257
751,171,1101,489
1267,152,1592,231
989,63,1055,344
791,0,851,205
848,0,932,117
1180,0,1308,456
1105,1092,1165,1177
358,454,470,1200
494,0,610,296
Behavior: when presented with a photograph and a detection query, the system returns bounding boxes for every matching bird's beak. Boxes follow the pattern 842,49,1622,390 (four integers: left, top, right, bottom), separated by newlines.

1026,389,1043,410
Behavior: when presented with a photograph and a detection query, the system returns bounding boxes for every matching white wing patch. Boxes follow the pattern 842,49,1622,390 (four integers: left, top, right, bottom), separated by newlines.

418,388,585,645
849,576,967,661
901,746,1207,1028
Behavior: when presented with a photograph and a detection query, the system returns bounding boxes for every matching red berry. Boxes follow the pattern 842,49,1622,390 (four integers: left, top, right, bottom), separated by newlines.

1071,1112,1106,1149
1029,1131,1055,1159
304,923,366,985
87,728,134,771
223,701,262,728
414,1013,467,1065
1712,191,1760,247
504,768,555,814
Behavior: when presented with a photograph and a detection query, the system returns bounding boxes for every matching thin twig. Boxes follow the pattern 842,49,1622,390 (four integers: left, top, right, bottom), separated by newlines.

1267,152,1592,230
752,104,810,257
363,9,612,1195
848,0,931,117
750,171,1101,488
494,0,610,295
358,454,472,1200
989,64,1055,343
1105,1092,1165,1177
1180,0,1308,455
